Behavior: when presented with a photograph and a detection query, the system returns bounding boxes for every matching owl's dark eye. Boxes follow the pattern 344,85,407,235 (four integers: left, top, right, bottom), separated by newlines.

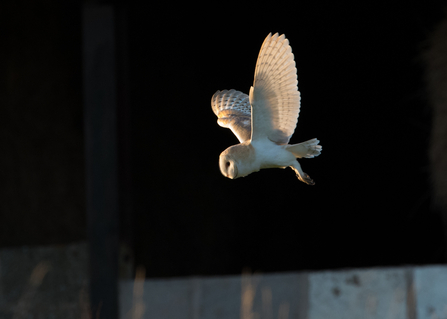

225,161,230,168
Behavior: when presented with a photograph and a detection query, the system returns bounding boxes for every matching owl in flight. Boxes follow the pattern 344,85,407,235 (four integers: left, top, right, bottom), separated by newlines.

211,33,321,185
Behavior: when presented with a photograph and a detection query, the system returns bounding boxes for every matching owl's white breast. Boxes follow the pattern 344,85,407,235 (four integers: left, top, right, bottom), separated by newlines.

250,139,296,169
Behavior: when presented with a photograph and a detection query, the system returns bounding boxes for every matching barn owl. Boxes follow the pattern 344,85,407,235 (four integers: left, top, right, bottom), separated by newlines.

211,33,321,185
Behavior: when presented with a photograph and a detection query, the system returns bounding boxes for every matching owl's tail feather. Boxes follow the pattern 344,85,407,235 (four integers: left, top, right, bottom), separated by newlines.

286,138,322,158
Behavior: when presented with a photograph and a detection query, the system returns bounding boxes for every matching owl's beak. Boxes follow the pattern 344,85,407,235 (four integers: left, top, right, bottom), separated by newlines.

232,166,238,179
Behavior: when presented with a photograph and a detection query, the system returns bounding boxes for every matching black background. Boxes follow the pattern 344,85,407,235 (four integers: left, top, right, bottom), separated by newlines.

129,1,447,276
3,0,447,278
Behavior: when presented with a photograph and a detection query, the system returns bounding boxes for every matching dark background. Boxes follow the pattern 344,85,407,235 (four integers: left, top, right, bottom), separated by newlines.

2,0,447,278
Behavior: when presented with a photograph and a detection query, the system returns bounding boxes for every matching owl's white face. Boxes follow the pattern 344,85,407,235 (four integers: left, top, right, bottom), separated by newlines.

219,153,239,179
219,143,257,179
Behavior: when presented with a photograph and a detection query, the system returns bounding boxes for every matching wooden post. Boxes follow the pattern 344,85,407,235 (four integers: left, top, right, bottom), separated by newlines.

83,4,119,318
115,2,134,279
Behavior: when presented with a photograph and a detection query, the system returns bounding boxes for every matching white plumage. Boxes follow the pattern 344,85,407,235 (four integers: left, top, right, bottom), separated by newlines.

211,33,321,184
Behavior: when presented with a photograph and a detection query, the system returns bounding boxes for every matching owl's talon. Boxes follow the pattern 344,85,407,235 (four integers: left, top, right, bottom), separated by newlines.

297,173,315,185
290,163,315,185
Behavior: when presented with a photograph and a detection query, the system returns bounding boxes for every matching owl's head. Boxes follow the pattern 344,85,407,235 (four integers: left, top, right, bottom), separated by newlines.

219,152,238,179
219,143,255,179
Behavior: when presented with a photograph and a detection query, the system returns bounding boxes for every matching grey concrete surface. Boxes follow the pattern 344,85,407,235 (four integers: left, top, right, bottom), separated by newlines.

120,266,447,319
308,267,412,319
2,243,447,319
119,272,309,319
0,242,89,319
414,266,447,319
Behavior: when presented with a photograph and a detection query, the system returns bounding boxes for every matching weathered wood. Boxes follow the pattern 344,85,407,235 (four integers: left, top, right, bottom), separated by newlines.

83,4,119,319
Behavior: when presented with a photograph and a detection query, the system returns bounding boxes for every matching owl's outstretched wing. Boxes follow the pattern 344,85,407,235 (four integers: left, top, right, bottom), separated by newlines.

211,89,251,143
249,33,300,145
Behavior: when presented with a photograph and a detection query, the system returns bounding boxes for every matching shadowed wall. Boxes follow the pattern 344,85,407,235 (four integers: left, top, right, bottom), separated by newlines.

0,1,85,246
425,9,447,250
2,0,447,279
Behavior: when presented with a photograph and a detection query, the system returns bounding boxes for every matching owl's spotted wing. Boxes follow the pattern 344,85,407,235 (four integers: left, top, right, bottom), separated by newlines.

211,89,251,143
249,33,300,145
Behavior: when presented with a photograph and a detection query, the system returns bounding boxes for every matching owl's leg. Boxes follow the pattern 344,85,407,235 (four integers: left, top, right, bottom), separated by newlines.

290,160,315,185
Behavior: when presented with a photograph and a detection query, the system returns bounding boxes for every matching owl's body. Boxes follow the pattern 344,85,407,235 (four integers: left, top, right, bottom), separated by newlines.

220,141,291,177
212,33,321,184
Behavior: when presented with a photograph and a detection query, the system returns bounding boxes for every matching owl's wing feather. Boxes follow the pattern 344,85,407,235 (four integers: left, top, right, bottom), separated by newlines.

211,89,251,143
249,33,300,145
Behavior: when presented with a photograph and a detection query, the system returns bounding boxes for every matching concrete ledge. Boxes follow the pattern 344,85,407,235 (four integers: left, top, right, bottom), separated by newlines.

119,265,447,319
414,266,447,319
2,244,446,319
0,242,89,318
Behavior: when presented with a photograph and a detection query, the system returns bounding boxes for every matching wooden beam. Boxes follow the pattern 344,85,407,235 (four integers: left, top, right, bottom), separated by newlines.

83,4,119,319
